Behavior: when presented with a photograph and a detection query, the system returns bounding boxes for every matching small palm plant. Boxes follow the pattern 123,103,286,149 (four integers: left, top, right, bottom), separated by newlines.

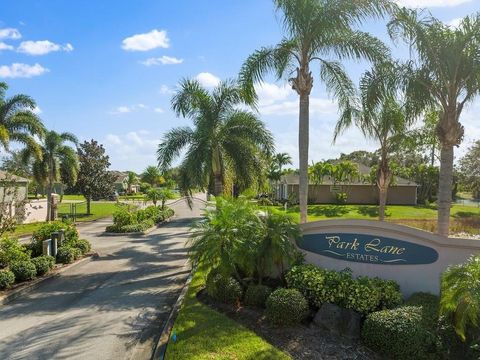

440,255,480,342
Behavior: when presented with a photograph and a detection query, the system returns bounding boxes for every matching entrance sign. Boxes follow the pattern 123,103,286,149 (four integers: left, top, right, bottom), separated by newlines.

299,219,480,296
298,233,439,265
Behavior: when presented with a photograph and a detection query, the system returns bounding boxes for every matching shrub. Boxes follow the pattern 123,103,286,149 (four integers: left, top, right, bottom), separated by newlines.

32,255,55,276
244,284,272,308
73,239,91,255
11,260,37,282
112,207,136,227
286,265,402,315
205,271,243,304
0,237,30,268
0,269,15,289
56,247,76,264
362,306,438,360
137,206,161,223
31,221,78,256
265,288,309,326
121,219,154,233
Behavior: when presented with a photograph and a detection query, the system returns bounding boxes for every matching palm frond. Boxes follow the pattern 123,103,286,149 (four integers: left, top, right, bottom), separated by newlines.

157,127,194,171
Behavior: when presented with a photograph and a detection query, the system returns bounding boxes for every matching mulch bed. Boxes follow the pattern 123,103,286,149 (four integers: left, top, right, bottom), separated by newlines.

197,289,383,360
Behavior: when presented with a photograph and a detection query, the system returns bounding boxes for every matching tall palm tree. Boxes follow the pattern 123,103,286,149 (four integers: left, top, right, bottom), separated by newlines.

335,63,410,220
24,131,79,221
274,152,292,174
0,82,45,157
388,10,480,236
141,165,163,187
126,171,139,194
239,0,394,223
157,79,274,197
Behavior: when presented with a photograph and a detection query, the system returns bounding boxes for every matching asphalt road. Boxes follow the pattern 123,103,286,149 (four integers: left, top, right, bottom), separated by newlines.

0,198,206,360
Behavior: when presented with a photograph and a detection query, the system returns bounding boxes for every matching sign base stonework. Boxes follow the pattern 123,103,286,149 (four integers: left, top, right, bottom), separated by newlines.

298,220,480,297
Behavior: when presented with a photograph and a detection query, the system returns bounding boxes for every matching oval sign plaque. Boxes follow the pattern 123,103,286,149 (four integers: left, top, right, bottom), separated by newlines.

297,233,439,265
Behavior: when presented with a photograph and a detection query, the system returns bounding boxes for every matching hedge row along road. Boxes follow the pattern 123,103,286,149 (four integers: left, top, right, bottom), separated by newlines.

0,198,205,360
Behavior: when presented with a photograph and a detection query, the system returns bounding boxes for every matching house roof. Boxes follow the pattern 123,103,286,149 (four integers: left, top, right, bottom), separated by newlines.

280,163,417,187
108,171,128,183
0,171,29,183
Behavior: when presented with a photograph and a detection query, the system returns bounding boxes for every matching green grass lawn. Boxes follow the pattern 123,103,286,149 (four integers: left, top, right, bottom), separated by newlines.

61,194,86,201
165,268,290,360
58,201,119,222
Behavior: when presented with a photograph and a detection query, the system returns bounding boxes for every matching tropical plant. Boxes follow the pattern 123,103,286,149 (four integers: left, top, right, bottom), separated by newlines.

458,140,480,199
157,79,274,197
141,166,164,187
388,10,480,235
23,131,79,221
144,187,175,208
335,62,410,220
126,171,139,194
267,152,292,183
440,255,480,342
239,0,393,222
309,161,333,185
0,82,45,158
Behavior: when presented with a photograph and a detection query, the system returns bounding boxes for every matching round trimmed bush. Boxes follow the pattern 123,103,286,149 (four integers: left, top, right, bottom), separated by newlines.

362,306,437,359
31,255,55,276
344,276,382,315
205,271,243,304
0,269,15,289
244,284,272,308
11,260,37,282
73,239,91,255
265,288,309,326
56,247,76,264
373,277,403,310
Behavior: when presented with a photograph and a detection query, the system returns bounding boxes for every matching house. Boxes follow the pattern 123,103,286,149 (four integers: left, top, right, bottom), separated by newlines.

275,164,418,205
0,171,29,222
109,171,139,194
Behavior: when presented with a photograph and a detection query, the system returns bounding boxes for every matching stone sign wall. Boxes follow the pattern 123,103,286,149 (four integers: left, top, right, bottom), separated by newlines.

298,220,480,297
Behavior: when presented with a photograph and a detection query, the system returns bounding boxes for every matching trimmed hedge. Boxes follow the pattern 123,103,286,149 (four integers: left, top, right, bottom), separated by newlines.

0,237,31,268
265,288,309,326
30,221,78,257
56,247,76,264
205,271,243,304
244,284,272,308
0,269,15,290
32,255,55,276
73,239,91,255
285,264,403,315
362,306,437,360
11,260,37,282
107,205,174,233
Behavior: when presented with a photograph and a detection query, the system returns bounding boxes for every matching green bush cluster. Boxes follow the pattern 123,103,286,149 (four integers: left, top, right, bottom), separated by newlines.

362,306,437,360
0,237,31,268
56,247,77,264
32,255,55,276
285,264,402,315
0,269,15,290
244,284,272,308
107,205,174,233
10,260,37,282
30,221,78,257
206,271,243,304
73,239,91,254
265,288,309,326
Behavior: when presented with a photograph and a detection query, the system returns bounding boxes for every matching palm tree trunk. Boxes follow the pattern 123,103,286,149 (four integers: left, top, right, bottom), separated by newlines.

378,186,388,221
213,173,223,197
437,145,454,236
46,182,52,221
298,93,309,223
86,195,91,215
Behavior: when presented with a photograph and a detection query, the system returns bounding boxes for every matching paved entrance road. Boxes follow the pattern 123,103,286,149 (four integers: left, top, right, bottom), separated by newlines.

0,198,205,360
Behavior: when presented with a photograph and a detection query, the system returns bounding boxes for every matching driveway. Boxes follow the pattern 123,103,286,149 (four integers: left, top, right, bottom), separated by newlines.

0,198,206,360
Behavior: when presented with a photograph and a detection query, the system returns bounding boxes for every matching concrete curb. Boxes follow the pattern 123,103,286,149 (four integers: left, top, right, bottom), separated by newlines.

151,265,194,360
0,254,96,306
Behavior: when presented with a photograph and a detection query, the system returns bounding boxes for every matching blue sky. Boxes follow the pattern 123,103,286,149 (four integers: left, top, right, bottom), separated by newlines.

1,0,479,172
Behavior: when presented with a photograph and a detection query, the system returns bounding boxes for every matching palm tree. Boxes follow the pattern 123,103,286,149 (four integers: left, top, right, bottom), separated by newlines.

274,152,292,174
335,63,410,220
157,79,274,197
0,82,45,157
141,165,163,187
126,171,138,194
388,10,480,236
25,131,79,221
239,0,393,223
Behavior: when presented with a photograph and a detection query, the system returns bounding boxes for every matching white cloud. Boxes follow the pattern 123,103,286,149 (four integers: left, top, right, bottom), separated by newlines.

32,106,42,115
396,0,471,7
195,72,220,87
447,17,463,28
0,63,49,79
140,56,184,66
159,85,174,95
109,103,165,115
121,29,170,51
154,107,164,113
255,82,293,106
0,42,13,51
0,28,21,40
105,134,121,145
17,40,74,55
